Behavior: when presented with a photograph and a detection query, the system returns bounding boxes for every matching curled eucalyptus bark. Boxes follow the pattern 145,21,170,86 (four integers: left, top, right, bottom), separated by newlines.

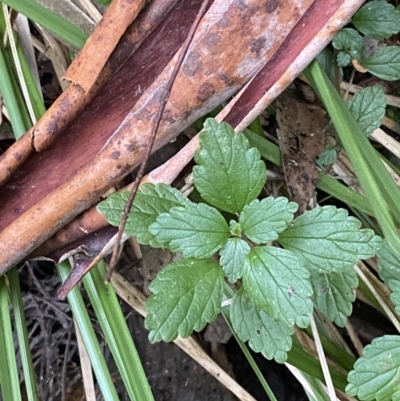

0,0,364,275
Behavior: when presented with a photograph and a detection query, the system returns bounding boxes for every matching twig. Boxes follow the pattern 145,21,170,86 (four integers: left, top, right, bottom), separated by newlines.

344,320,363,357
309,314,337,401
61,322,73,401
75,318,96,401
106,0,211,282
57,232,128,300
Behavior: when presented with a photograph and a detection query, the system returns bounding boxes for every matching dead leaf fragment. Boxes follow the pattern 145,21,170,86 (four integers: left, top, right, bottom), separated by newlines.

276,89,326,213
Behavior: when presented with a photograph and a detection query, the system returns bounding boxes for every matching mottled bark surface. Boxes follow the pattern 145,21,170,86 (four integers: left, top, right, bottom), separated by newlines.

0,0,365,274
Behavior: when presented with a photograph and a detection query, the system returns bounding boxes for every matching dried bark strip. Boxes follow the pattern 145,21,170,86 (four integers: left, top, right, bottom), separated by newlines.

0,0,204,230
225,0,366,131
0,0,177,185
63,0,145,92
0,0,338,274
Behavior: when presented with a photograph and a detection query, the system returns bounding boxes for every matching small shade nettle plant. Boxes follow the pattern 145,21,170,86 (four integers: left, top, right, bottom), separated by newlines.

96,3,400,394
98,118,381,366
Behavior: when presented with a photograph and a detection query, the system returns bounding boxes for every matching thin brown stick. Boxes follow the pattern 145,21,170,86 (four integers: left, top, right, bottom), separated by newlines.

106,0,211,282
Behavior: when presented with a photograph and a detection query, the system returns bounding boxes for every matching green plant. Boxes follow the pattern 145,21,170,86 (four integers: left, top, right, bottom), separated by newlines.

332,0,400,81
344,240,400,401
98,118,382,367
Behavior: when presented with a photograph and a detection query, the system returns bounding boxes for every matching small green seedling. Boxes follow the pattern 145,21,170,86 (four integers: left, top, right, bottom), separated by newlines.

332,0,400,81
345,240,400,401
98,118,382,365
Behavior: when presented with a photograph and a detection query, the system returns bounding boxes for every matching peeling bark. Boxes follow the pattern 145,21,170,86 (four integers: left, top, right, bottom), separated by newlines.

0,0,178,183
0,0,365,274
63,0,146,92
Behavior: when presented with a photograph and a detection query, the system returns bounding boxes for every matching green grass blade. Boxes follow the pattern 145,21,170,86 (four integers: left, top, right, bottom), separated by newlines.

316,173,377,219
247,117,264,136
5,38,46,121
307,60,400,252
2,0,88,49
287,337,347,392
3,47,36,127
244,129,281,166
0,48,27,137
56,261,120,401
364,154,400,223
0,275,22,401
8,268,39,401
297,371,331,401
83,261,155,401
0,278,13,400
17,47,46,120
351,207,383,236
0,5,46,122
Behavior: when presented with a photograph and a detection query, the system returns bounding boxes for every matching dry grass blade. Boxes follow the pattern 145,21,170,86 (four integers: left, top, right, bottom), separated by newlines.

74,320,96,401
341,81,400,109
370,128,400,161
75,0,102,23
34,24,71,90
344,321,364,356
3,4,36,123
355,262,400,333
34,0,95,34
14,15,42,97
309,314,336,401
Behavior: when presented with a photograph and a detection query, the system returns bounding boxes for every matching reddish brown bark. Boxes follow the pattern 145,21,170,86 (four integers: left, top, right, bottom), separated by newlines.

0,0,178,184
0,0,365,275
63,0,145,92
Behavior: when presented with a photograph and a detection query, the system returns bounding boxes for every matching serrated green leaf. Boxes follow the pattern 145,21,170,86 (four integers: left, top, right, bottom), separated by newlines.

97,183,189,247
346,335,400,401
231,290,293,363
243,246,313,328
219,238,250,282
337,51,352,67
279,206,382,273
311,268,358,327
377,239,400,313
362,46,400,81
352,0,400,40
317,146,339,168
145,259,224,342
229,220,242,236
149,202,230,258
332,28,364,61
240,197,297,244
347,85,386,136
193,118,266,214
